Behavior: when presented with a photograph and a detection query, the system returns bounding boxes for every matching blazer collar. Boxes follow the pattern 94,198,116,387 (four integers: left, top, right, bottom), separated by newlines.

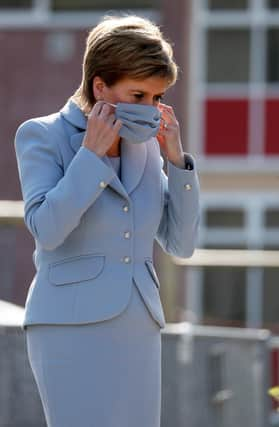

60,99,147,198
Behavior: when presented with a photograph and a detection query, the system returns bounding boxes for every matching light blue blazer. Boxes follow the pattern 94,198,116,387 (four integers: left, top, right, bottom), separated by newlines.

14,99,201,331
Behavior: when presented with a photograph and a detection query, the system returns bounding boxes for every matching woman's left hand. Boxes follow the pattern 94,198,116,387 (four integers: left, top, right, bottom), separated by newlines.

156,103,185,168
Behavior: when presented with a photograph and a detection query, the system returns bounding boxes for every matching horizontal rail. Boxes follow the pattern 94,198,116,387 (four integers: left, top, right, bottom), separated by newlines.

172,249,279,267
2,201,279,267
0,201,24,224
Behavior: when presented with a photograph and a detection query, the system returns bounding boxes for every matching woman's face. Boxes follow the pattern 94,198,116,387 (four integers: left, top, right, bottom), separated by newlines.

93,75,170,108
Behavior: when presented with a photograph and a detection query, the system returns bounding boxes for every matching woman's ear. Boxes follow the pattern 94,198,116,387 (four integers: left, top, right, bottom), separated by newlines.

92,76,106,101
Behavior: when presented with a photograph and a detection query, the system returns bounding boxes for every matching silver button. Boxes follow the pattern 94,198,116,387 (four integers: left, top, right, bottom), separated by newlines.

184,183,192,191
124,231,131,239
99,181,106,188
123,256,131,263
123,205,129,212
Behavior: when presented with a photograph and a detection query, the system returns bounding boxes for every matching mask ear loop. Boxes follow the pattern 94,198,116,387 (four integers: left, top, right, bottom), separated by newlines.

105,102,117,108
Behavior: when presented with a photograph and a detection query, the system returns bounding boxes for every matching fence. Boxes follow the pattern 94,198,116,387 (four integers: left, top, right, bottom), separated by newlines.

171,247,279,426
1,201,279,426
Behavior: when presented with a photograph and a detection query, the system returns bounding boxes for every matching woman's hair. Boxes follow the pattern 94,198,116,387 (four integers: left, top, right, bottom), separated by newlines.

70,14,178,115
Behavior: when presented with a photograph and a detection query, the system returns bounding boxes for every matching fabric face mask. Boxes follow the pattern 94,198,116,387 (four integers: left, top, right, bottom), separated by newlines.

107,102,162,144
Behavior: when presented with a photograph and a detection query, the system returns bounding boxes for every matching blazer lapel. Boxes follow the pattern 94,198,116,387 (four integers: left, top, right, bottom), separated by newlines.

62,100,147,199
120,138,147,195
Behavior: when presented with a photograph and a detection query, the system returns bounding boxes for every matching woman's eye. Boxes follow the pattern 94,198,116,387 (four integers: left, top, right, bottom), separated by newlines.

134,94,144,100
155,95,163,102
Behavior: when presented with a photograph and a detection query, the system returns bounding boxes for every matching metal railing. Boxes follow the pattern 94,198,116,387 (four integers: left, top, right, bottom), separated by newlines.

172,248,279,267
2,200,279,425
171,243,279,426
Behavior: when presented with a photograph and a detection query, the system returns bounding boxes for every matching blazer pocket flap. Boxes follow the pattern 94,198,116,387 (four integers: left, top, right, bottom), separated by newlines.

49,254,105,286
144,260,160,289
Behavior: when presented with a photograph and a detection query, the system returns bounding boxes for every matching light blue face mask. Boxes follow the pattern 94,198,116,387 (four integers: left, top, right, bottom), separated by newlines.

108,102,162,144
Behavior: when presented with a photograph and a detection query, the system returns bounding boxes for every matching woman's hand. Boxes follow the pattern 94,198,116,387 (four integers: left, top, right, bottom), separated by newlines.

82,101,122,157
157,103,185,168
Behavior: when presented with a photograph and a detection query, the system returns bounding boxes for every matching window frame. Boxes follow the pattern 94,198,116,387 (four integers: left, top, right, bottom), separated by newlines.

0,0,159,29
187,0,279,172
185,191,279,328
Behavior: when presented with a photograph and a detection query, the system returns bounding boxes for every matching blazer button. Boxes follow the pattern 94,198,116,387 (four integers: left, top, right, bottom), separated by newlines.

184,183,192,191
123,205,129,212
124,231,131,239
99,181,106,188
123,256,131,263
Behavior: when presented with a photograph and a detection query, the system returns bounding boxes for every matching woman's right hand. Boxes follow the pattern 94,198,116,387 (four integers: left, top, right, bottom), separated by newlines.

82,101,122,157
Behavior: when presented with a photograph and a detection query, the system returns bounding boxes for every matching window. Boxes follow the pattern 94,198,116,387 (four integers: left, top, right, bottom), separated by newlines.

265,209,279,228
52,0,158,10
0,1,159,23
0,0,32,8
205,208,245,228
268,0,279,9
263,270,279,324
191,0,279,163
187,194,279,331
202,244,247,326
208,0,248,10
267,29,279,83
207,30,250,83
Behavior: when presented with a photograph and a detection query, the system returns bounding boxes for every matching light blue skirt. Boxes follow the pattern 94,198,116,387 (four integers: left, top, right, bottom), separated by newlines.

25,282,162,427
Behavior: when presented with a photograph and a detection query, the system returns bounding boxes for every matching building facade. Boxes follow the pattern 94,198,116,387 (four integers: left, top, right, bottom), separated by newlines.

2,0,279,334
186,0,279,332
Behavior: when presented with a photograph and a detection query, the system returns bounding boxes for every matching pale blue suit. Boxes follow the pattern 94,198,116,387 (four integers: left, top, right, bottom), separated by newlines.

14,98,200,427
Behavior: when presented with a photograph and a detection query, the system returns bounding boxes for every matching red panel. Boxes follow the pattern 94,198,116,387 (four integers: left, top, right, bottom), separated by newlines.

205,99,249,155
270,349,279,411
265,99,279,154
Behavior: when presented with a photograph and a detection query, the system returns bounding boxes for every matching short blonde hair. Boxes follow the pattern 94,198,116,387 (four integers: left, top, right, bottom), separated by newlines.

70,15,178,115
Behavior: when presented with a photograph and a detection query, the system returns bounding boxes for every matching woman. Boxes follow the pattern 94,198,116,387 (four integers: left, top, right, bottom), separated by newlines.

14,15,200,427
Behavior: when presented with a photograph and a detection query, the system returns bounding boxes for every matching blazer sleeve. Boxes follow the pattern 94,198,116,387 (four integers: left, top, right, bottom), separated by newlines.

14,119,116,251
155,152,201,258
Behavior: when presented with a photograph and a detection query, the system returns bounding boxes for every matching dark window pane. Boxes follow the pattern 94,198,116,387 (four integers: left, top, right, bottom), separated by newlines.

203,266,246,325
268,0,279,8
52,0,158,10
205,208,245,228
263,268,279,323
0,0,32,7
267,29,279,82
262,245,279,331
207,29,250,82
202,244,247,327
208,0,248,10
265,209,279,228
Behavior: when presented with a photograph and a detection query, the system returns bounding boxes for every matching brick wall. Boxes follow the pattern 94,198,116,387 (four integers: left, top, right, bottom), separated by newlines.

1,28,89,306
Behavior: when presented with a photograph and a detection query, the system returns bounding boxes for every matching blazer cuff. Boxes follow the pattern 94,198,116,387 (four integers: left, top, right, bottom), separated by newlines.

167,152,196,171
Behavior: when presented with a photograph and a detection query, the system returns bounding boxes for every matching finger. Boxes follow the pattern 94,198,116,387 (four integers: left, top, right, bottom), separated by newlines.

160,108,174,120
99,103,111,119
159,102,173,112
89,101,106,117
112,119,122,134
103,102,116,114
160,111,178,129
158,121,175,135
106,113,116,127
160,118,171,133
160,117,169,128
159,104,176,122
